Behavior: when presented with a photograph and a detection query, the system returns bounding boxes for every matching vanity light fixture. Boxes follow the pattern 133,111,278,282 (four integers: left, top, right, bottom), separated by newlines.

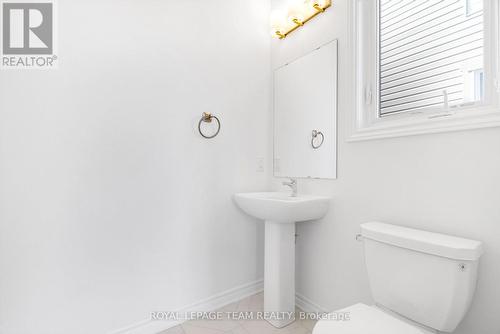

270,0,332,40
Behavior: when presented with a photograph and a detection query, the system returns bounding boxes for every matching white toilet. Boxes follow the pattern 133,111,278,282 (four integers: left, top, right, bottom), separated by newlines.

313,222,483,334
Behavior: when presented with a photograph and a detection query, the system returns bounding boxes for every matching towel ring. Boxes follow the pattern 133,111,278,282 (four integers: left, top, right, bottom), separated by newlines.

198,112,221,139
311,130,324,149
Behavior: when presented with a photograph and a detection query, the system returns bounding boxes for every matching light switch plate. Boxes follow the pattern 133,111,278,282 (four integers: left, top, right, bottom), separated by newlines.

257,157,265,173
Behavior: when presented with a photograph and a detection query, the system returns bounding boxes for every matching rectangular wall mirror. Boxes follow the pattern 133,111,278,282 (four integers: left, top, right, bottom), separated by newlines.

273,39,338,179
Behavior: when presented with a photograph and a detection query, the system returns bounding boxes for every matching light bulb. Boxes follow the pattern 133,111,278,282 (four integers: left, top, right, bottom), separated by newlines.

316,0,330,8
303,0,320,15
287,1,307,24
270,9,287,30
305,0,330,11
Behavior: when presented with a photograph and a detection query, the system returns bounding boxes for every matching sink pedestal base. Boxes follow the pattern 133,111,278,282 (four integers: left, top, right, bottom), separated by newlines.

264,221,296,328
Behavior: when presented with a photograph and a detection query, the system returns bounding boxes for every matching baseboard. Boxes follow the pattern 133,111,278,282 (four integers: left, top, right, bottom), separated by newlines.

109,282,331,334
109,279,264,334
295,292,328,314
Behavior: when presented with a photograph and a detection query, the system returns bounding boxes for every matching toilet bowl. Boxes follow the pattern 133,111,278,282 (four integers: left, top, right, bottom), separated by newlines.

314,303,435,334
313,222,483,334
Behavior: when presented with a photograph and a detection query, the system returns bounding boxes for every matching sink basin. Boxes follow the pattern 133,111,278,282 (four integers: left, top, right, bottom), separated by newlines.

233,192,330,328
233,192,330,223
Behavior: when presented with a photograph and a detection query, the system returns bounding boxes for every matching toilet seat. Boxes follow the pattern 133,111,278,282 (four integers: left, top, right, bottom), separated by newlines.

312,303,433,334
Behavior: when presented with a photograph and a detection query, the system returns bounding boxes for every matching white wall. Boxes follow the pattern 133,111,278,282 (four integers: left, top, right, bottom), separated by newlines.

271,1,500,333
0,1,270,333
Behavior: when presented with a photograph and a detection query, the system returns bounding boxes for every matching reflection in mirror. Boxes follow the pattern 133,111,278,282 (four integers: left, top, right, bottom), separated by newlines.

274,39,338,179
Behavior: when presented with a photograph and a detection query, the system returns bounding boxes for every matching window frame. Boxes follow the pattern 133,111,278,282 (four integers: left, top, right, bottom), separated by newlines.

351,0,500,141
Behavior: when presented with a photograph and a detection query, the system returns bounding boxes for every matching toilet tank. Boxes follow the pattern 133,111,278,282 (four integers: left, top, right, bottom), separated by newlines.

361,222,483,333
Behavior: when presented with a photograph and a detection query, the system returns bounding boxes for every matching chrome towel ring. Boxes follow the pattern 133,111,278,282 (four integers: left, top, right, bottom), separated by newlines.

198,112,221,139
311,130,324,149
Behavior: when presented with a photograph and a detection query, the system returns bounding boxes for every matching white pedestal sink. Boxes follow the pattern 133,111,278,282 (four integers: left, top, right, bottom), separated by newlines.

233,192,330,328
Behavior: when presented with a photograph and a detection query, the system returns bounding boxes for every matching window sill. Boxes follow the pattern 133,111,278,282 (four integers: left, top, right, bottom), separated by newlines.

348,109,500,142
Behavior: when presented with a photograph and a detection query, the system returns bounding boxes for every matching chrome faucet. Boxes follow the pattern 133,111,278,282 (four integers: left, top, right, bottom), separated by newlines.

282,178,298,197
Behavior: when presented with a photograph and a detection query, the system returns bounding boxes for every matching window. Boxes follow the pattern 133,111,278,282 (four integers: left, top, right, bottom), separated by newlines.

379,0,484,116
352,0,500,141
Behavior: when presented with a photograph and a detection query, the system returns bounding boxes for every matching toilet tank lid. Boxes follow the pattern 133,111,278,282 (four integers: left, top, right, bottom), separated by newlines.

361,222,483,261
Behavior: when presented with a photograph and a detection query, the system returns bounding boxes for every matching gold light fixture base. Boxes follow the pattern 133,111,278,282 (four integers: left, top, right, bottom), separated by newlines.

274,0,332,40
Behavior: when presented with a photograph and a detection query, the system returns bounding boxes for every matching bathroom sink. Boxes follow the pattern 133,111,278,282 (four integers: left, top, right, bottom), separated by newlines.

233,191,330,328
233,192,330,223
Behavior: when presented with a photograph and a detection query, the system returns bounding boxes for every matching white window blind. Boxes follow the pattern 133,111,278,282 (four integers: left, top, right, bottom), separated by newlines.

379,0,484,116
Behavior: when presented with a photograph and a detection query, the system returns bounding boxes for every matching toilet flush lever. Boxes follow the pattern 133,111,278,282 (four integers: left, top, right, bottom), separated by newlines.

355,234,363,242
